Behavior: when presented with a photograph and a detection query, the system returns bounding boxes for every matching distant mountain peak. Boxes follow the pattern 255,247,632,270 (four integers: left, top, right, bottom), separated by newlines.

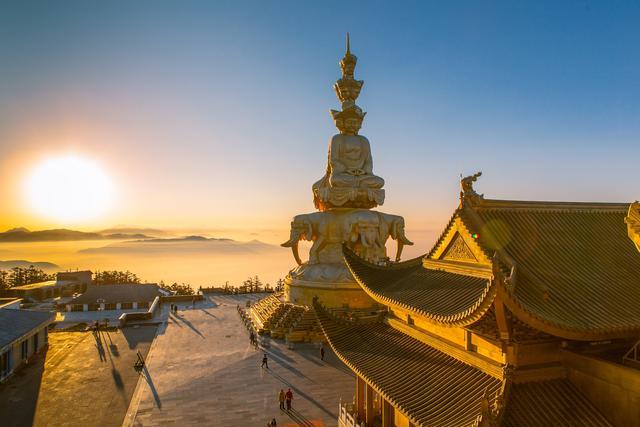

5,227,30,233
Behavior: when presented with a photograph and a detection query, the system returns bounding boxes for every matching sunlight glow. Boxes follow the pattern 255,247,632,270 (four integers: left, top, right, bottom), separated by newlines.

24,155,114,222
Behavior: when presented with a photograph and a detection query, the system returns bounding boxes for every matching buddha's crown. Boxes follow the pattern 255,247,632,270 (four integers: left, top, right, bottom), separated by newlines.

339,35,358,77
331,33,366,134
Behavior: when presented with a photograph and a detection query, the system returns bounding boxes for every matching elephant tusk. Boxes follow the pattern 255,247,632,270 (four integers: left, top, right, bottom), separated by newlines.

395,241,405,262
292,243,303,266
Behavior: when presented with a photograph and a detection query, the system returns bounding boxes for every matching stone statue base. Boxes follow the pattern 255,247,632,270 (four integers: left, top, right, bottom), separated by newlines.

289,262,354,283
313,186,385,211
284,275,374,309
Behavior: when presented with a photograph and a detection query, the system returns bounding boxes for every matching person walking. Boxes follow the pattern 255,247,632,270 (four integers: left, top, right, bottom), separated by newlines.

261,353,269,369
320,344,325,361
250,331,255,346
192,296,196,308
278,389,285,411
285,388,293,411
170,303,174,314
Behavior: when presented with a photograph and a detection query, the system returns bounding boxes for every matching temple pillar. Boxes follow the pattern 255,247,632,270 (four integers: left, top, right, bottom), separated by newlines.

356,376,365,420
365,383,374,425
382,398,394,427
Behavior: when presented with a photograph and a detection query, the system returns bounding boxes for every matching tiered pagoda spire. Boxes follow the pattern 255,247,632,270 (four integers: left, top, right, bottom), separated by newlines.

331,33,366,134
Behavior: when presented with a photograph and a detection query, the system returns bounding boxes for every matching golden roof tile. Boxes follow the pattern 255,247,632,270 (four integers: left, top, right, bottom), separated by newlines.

462,199,640,339
313,298,502,427
503,379,611,426
344,247,495,326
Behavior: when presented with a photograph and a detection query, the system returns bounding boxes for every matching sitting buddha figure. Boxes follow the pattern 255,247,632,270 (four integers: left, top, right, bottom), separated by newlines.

326,103,384,189
312,36,385,210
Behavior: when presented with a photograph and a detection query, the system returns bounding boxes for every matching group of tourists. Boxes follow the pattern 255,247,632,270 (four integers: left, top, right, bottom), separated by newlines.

169,303,179,315
238,304,263,350
265,388,293,425
278,388,294,411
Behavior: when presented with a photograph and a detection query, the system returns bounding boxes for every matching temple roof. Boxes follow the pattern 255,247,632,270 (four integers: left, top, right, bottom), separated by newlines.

313,299,502,427
0,309,54,350
450,198,640,339
69,284,160,305
313,298,611,426
344,248,495,326
502,379,611,426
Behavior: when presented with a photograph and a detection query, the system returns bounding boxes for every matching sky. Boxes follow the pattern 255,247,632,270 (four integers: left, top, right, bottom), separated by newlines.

1,1,639,246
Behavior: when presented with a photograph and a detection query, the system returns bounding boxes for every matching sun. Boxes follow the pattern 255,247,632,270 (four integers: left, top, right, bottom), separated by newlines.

24,155,114,223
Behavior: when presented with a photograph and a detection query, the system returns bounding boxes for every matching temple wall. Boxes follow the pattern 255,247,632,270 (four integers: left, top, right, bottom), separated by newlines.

393,411,410,427
390,306,466,345
512,340,562,367
563,350,640,427
472,333,504,362
389,306,504,365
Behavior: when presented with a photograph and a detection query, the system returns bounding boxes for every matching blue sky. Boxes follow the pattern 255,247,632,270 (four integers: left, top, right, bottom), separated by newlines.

0,1,639,238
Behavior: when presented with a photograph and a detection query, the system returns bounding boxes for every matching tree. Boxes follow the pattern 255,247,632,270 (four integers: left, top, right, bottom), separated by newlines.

161,282,194,296
93,270,141,285
1,266,54,289
253,275,263,292
0,270,9,291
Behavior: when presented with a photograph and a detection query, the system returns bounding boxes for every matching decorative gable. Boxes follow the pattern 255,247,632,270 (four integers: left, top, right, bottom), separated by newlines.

442,233,477,262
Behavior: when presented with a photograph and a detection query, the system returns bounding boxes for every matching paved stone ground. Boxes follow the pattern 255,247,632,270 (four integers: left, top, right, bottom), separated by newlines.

125,294,355,427
0,325,157,427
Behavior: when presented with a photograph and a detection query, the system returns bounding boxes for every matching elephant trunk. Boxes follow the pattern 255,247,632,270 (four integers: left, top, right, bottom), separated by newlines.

281,237,296,248
282,231,303,265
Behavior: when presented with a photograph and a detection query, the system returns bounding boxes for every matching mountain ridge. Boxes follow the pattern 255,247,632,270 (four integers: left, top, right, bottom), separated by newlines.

0,228,152,242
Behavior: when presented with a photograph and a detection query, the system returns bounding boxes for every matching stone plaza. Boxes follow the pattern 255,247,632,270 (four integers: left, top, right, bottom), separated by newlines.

124,294,355,426
0,325,157,427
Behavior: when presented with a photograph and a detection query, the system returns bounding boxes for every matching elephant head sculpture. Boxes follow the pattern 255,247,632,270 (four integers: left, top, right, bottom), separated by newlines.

377,213,413,262
281,212,328,265
281,214,313,265
344,210,384,263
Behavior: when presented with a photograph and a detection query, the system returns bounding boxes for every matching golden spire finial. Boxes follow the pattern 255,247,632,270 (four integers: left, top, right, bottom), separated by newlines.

332,34,365,134
346,32,351,55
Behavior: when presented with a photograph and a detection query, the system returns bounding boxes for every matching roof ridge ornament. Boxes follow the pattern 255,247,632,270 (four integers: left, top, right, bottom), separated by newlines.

460,171,484,206
346,32,351,55
625,201,640,251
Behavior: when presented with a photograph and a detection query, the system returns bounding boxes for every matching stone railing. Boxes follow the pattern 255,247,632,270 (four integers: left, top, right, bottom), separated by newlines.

160,294,204,303
338,400,359,427
118,296,160,327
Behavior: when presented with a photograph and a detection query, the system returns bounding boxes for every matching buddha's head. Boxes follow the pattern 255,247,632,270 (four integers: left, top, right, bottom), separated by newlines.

331,102,366,135
342,117,362,135
340,33,358,78
340,54,357,78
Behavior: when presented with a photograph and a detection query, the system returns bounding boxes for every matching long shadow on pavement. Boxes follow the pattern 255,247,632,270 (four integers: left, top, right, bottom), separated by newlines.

172,314,204,338
199,308,217,318
286,408,316,427
93,330,107,362
267,369,334,418
267,344,296,364
296,348,324,367
268,351,315,383
0,347,47,427
141,366,162,409
121,325,160,349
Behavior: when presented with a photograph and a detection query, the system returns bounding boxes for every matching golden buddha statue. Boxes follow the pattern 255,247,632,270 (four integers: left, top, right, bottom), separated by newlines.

313,34,385,210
